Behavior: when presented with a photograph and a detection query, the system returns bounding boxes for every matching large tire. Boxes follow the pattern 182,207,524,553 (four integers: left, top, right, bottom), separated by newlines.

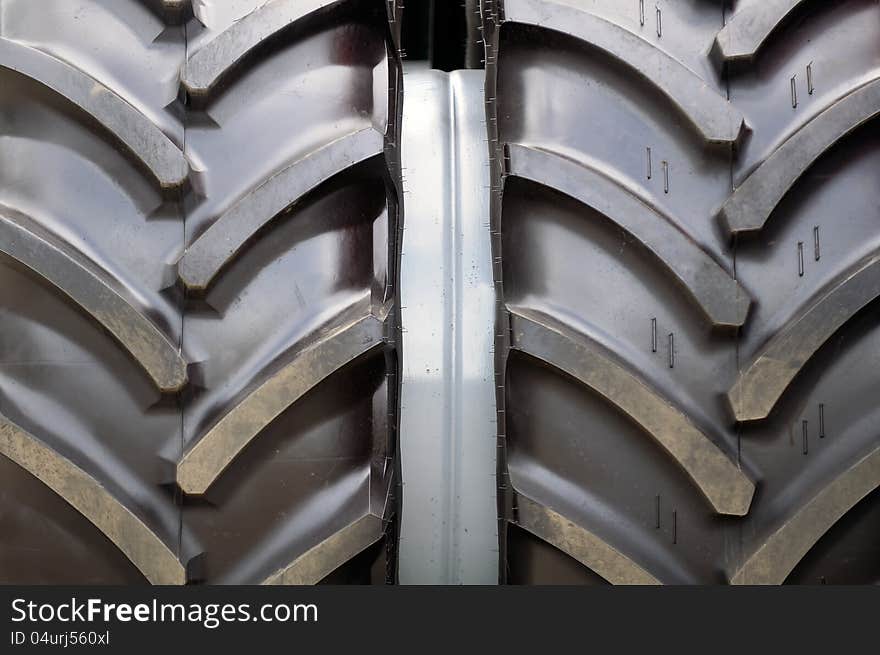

0,0,401,585
483,0,880,584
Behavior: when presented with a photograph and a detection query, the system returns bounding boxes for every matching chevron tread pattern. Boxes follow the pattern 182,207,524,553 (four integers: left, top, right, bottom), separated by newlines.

485,0,880,584
0,0,401,585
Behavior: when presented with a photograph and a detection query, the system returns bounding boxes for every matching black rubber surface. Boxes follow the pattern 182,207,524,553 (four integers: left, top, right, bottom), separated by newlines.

483,0,880,584
0,0,401,585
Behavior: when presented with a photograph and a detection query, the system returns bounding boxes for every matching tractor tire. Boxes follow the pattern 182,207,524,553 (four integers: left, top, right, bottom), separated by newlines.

0,0,401,585
482,0,880,584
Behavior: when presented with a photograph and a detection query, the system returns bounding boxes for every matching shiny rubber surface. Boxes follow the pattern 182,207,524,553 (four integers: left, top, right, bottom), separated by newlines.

484,0,880,584
0,0,401,585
